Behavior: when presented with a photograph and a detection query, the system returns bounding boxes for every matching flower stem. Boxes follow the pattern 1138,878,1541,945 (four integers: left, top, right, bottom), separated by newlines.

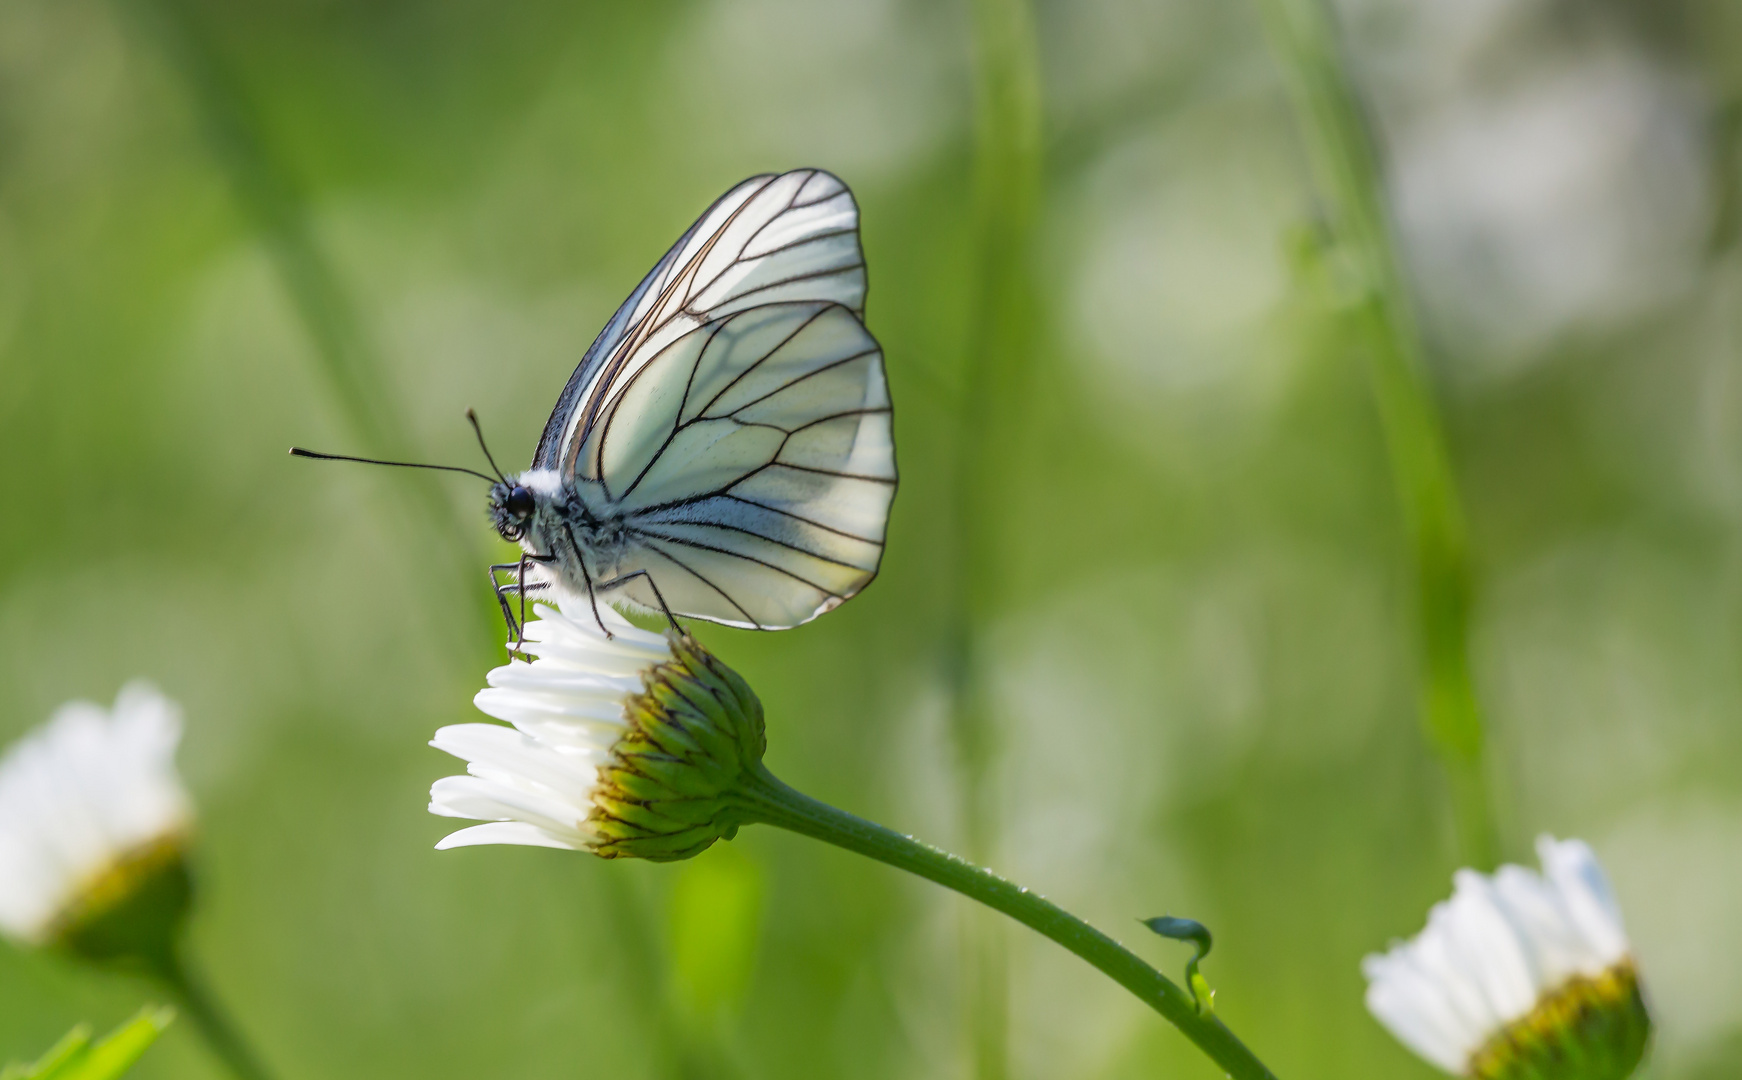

154,947,277,1080
1254,0,1498,868
730,767,1281,1080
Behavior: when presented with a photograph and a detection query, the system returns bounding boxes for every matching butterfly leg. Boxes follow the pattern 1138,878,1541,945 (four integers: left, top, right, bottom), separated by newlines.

517,553,531,652
488,562,553,654
596,569,683,635
561,521,614,640
487,563,525,642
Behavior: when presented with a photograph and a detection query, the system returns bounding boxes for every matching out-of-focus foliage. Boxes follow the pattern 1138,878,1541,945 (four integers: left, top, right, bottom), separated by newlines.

1,0,1739,1078
2,1009,172,1080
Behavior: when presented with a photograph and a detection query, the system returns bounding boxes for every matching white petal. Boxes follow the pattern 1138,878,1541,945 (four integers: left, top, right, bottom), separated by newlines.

473,686,632,733
1363,951,1474,1072
1537,836,1630,966
1490,863,1589,989
430,724,601,806
427,774,586,838
1442,871,1538,1024
434,821,585,851
430,603,670,857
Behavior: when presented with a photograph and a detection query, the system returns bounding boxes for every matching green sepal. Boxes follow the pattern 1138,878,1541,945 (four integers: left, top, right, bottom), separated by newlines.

593,792,698,831
49,839,191,973
587,635,767,862
595,823,725,862
666,670,733,727
595,791,723,830
606,767,688,802
631,696,705,758
1470,963,1651,1080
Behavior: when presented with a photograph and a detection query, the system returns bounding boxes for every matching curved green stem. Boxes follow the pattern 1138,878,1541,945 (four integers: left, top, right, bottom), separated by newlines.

729,767,1281,1080
1255,0,1498,868
154,947,276,1080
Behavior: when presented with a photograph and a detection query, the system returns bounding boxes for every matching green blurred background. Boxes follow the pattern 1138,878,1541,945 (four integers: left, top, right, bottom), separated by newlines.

2,0,1741,1077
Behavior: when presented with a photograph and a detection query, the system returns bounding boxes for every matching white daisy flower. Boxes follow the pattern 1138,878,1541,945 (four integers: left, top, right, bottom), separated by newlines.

0,682,193,948
1362,836,1650,1080
430,601,766,861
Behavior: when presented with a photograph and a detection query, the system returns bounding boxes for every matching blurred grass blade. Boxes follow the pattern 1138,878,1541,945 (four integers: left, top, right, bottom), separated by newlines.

1,1026,90,1080
62,1009,174,1080
668,846,764,1021
151,945,277,1080
953,0,1044,1077
120,0,488,636
665,849,765,1077
955,0,1043,640
2,1008,173,1080
127,0,406,460
1255,0,1499,868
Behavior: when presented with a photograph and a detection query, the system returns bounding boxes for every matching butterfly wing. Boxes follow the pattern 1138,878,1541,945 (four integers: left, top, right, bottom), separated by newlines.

533,169,867,473
581,299,895,629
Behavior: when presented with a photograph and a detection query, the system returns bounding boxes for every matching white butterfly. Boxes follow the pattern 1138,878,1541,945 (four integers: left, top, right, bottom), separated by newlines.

485,169,896,634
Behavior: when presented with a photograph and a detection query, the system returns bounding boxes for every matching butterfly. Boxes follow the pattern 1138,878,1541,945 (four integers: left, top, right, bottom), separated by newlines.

301,169,896,640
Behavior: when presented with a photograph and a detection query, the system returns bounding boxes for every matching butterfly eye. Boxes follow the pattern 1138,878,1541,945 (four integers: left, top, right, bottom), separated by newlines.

505,485,535,520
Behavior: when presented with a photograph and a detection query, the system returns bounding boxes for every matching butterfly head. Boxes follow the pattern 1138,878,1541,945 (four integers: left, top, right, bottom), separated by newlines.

487,479,537,542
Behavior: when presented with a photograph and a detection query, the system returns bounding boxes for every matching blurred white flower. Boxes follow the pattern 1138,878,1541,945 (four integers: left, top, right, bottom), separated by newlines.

1393,57,1707,369
0,682,192,945
430,602,673,852
1363,836,1651,1079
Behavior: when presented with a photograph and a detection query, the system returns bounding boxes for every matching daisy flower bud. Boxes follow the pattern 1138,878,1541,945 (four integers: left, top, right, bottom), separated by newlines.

1362,836,1650,1080
430,602,764,862
0,683,194,966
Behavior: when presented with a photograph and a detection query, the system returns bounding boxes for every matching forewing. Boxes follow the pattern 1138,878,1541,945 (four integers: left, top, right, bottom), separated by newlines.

530,199,716,471
584,301,895,629
541,169,867,477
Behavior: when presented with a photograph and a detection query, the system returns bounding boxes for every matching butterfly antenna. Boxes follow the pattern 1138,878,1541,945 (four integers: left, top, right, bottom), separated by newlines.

289,447,497,483
465,408,509,484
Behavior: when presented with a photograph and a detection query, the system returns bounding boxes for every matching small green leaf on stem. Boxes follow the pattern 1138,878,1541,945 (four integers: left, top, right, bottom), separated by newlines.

1144,916,1216,1016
